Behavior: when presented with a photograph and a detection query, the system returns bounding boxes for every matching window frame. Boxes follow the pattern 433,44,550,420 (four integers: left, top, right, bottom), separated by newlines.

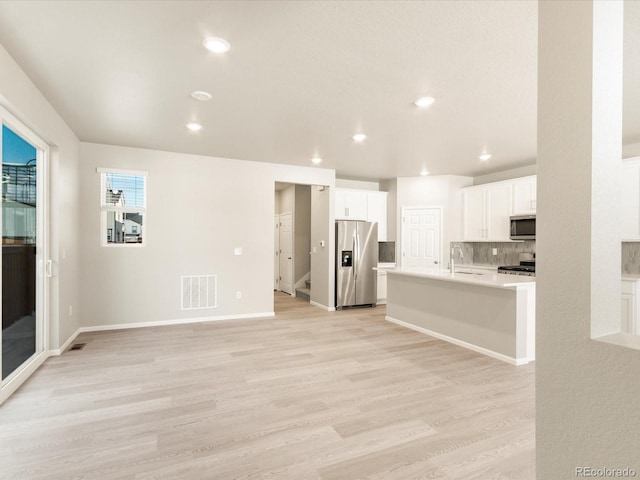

98,168,148,247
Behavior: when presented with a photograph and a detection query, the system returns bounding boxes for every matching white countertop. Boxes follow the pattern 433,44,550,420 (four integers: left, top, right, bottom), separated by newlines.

384,266,536,289
377,262,396,269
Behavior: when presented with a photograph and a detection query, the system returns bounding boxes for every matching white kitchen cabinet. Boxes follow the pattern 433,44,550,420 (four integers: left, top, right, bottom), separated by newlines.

486,183,512,241
367,192,388,241
462,182,513,241
512,176,537,215
335,188,368,221
377,270,387,304
462,187,486,241
621,159,640,240
335,188,388,240
621,279,640,334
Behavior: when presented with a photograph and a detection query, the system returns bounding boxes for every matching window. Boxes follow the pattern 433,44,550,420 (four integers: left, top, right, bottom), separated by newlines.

99,168,147,246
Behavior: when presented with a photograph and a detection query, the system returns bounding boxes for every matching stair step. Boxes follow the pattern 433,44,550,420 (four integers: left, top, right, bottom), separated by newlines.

296,287,311,302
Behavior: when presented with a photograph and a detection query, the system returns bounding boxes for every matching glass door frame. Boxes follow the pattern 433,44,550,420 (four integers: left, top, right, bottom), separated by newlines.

0,105,50,404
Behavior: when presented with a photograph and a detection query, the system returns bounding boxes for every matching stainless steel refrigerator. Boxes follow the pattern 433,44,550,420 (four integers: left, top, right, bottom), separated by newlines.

335,220,378,309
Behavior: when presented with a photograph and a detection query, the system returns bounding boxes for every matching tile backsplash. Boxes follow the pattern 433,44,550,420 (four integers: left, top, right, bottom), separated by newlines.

622,242,640,274
450,241,640,274
378,241,396,263
449,241,535,267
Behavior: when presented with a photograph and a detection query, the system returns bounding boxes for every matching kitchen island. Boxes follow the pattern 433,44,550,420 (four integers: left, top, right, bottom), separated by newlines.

385,267,535,365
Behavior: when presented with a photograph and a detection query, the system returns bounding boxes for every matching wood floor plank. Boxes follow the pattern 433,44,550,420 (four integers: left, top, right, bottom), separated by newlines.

0,292,534,479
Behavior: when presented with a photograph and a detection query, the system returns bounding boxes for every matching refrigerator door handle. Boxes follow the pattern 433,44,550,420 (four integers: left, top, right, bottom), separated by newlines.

353,234,357,279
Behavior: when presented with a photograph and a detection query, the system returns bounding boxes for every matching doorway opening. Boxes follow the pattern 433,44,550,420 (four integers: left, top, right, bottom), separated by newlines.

274,183,331,312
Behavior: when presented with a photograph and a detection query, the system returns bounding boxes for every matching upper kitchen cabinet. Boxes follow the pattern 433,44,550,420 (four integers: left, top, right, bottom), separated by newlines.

334,188,388,240
462,182,513,241
366,192,388,241
335,188,368,221
512,176,537,215
621,158,640,240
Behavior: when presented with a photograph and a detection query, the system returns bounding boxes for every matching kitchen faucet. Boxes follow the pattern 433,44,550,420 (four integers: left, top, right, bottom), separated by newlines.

450,244,464,273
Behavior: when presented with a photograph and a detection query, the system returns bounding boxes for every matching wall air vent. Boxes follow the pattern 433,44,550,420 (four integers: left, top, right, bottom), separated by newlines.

181,275,217,310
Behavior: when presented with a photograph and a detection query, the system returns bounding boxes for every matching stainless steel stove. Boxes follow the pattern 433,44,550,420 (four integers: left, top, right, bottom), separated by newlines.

497,256,536,277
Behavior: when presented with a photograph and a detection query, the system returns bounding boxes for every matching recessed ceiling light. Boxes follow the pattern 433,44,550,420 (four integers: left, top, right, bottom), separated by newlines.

414,96,435,108
203,37,231,53
191,90,212,101
479,153,492,161
420,169,430,176
185,122,203,131
311,157,322,164
352,133,367,142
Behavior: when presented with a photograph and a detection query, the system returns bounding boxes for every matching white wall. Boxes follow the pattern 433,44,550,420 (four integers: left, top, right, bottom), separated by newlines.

79,143,335,327
0,43,80,350
310,185,332,308
623,141,640,159
396,175,473,265
380,178,398,242
278,185,294,215
294,185,311,283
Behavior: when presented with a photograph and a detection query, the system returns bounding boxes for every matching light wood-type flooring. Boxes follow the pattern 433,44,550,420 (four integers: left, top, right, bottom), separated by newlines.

0,292,535,480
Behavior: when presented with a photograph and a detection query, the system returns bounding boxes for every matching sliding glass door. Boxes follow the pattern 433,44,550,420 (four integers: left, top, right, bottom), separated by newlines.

0,110,48,402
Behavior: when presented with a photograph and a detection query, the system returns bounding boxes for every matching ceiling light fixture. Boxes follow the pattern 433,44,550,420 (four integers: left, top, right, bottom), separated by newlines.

311,157,322,164
203,37,231,53
479,153,492,161
191,90,212,101
414,96,435,108
352,133,367,142
420,169,430,176
185,122,203,131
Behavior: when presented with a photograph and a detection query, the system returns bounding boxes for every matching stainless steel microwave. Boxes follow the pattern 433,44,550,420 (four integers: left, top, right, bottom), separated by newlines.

510,215,536,240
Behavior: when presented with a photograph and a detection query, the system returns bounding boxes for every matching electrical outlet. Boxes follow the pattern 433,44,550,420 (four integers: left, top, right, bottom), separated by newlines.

236,291,242,299
234,247,242,256
492,248,498,256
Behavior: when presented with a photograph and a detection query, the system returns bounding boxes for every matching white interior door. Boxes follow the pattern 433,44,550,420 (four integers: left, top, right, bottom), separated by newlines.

274,215,279,289
278,212,293,294
401,207,442,268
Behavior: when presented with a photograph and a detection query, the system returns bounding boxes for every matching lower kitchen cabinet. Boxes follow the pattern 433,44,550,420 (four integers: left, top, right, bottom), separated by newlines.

621,279,640,334
377,270,388,304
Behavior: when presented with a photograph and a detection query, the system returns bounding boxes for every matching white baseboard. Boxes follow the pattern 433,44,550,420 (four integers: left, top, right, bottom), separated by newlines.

49,329,82,355
49,312,275,355
385,316,529,366
310,300,335,312
76,312,275,333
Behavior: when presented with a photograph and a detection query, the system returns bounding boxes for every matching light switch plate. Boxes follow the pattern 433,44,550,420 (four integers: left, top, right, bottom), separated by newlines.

234,247,242,256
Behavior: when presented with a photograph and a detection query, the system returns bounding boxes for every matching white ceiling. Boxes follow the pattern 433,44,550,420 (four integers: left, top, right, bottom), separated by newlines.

0,1,638,180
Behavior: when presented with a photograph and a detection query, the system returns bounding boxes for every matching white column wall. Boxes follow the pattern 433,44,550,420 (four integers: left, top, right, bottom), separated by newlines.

537,1,640,477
